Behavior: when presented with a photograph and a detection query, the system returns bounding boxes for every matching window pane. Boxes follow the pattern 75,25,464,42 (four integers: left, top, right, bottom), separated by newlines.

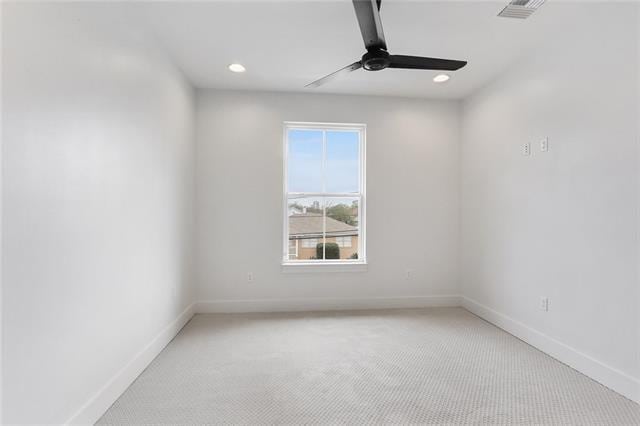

325,131,359,193
288,239,298,260
287,129,323,193
324,197,359,260
287,196,325,260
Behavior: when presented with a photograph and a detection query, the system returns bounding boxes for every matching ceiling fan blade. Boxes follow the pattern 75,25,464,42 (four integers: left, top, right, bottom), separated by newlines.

352,0,387,51
388,55,467,71
306,61,362,88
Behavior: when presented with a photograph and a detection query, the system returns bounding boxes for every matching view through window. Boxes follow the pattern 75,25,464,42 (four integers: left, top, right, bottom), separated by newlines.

284,123,365,263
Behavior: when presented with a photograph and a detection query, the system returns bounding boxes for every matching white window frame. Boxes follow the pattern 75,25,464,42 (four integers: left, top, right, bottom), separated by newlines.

282,121,366,268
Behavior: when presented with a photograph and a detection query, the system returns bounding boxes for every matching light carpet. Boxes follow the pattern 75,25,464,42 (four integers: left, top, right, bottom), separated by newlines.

98,308,640,424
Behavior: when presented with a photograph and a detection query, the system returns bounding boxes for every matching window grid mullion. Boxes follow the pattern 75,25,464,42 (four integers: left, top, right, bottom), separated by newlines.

288,192,360,198
322,197,326,260
322,130,326,261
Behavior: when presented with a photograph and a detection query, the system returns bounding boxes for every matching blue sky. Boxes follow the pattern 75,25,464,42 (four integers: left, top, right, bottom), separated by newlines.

288,129,359,193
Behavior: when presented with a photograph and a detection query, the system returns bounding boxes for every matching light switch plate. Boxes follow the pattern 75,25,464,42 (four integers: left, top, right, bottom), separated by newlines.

541,137,549,152
539,297,549,312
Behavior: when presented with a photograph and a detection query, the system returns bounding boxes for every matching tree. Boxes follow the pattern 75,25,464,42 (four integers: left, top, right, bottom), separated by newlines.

326,203,357,226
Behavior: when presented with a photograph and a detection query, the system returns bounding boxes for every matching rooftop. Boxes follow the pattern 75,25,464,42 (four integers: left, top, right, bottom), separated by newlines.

289,214,357,238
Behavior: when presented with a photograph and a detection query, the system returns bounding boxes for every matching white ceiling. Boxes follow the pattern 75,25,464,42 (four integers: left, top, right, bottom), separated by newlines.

136,0,575,99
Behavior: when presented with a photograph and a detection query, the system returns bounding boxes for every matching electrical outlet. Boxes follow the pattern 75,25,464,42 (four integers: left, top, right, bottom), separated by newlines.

522,143,531,156
539,297,549,312
247,272,254,283
540,137,549,152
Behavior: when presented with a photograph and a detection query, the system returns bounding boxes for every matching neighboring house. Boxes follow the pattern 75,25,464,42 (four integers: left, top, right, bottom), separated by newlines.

288,204,304,216
288,213,358,260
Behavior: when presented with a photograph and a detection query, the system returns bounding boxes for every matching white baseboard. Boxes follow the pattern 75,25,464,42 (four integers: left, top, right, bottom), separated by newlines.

65,303,196,425
461,297,640,404
195,295,462,314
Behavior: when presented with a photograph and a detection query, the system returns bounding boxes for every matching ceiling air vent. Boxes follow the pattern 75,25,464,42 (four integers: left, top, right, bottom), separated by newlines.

498,0,546,19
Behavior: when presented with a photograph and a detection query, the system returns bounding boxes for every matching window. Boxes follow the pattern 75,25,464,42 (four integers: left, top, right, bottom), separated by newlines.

283,122,366,264
335,236,352,248
288,239,298,260
301,238,319,248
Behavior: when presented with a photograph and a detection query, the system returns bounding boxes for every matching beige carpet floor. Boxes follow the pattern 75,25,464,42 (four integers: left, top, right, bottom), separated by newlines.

98,308,640,424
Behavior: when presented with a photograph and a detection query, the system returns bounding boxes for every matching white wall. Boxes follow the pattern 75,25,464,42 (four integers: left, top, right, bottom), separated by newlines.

196,90,460,308
3,1,638,421
461,2,639,400
2,3,195,423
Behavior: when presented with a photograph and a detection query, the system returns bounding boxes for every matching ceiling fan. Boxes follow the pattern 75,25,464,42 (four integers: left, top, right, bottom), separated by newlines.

306,0,467,88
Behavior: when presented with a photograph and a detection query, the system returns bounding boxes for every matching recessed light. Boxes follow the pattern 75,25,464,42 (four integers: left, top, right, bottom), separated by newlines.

228,63,246,73
433,74,450,83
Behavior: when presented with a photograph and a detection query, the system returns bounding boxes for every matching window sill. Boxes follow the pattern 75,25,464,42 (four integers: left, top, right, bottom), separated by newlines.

281,261,368,273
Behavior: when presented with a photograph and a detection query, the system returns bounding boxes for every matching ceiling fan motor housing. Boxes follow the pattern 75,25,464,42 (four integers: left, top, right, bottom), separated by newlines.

362,49,390,71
